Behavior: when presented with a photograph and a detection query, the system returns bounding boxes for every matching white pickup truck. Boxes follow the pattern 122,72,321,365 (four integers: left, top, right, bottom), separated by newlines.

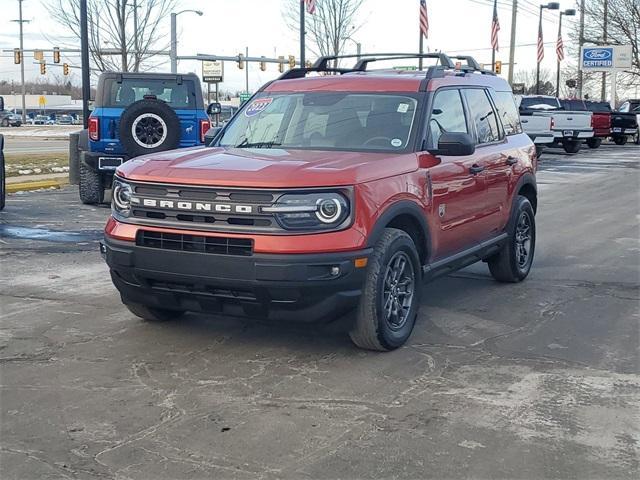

519,95,593,154
515,96,554,158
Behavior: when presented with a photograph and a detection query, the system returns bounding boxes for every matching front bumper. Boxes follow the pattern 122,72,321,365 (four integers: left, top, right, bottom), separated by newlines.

103,236,371,322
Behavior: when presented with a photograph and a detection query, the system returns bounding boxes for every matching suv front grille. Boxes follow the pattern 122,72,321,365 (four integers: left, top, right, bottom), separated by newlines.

137,230,253,256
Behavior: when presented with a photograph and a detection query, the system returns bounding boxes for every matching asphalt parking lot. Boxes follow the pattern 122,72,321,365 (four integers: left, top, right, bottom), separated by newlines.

1,144,639,479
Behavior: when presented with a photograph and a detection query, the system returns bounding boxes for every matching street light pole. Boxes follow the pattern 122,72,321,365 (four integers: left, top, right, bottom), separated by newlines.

536,2,560,95
170,10,203,74
507,0,518,85
80,0,90,128
555,9,576,97
13,0,28,123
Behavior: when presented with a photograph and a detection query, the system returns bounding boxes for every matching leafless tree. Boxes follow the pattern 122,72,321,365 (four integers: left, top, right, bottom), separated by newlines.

514,68,556,95
46,0,178,72
283,0,365,64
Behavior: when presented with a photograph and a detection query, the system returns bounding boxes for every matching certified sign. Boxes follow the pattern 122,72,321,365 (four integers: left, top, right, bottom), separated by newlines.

581,45,632,71
202,60,223,83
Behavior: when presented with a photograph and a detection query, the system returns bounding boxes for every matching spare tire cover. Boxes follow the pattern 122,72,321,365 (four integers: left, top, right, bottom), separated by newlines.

119,99,181,157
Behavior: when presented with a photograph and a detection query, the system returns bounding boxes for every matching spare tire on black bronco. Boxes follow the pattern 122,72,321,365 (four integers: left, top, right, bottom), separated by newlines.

119,99,181,157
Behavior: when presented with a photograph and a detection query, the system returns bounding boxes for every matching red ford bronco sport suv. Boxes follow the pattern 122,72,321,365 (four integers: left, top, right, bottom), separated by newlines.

102,53,537,351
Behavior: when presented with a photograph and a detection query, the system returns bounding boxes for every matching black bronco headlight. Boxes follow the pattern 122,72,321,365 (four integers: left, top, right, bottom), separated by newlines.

263,191,351,231
112,178,133,216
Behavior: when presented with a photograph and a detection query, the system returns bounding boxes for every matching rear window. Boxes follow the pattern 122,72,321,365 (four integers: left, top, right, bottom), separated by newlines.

492,91,523,135
561,99,587,111
104,78,197,109
520,97,560,110
586,102,611,113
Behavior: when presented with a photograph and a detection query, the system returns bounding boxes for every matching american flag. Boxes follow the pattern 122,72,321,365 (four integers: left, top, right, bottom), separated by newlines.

491,0,500,51
537,17,544,63
305,0,316,15
556,33,564,62
420,0,429,39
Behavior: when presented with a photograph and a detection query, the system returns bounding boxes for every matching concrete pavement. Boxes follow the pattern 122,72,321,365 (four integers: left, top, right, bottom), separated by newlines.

0,144,638,479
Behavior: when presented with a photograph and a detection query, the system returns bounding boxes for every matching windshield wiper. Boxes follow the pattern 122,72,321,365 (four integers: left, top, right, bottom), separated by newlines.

234,139,282,149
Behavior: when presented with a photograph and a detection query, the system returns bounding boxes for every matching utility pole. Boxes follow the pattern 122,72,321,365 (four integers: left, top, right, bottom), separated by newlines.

12,0,28,123
245,46,250,94
170,13,177,73
578,0,585,97
508,0,518,85
601,0,608,101
80,0,90,128
133,0,139,71
299,1,305,67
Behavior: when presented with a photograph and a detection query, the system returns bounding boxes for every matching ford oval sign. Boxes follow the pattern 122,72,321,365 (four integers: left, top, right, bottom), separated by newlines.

584,49,612,60
582,47,614,69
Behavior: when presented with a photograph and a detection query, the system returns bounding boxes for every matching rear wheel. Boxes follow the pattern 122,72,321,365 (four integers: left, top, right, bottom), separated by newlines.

634,129,640,145
488,196,536,283
349,228,421,351
562,139,581,154
586,137,602,149
614,136,628,146
123,298,185,322
79,160,105,204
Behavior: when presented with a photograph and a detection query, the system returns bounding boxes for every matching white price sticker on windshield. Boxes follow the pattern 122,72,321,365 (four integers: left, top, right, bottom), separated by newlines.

397,103,409,113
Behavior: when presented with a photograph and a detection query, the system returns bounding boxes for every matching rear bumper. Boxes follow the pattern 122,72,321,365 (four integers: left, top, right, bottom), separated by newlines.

83,151,130,172
611,127,638,136
529,133,554,145
593,128,611,138
102,236,371,322
552,129,594,139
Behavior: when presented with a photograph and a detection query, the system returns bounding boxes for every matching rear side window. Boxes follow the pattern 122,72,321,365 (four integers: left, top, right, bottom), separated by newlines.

463,89,501,144
428,89,468,148
492,91,523,136
104,78,196,109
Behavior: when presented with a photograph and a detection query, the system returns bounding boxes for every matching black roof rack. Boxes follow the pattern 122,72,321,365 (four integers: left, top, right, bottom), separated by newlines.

352,53,455,70
450,55,496,76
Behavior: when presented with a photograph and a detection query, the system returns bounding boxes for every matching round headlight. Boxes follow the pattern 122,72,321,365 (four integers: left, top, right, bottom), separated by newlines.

113,181,132,213
316,198,343,223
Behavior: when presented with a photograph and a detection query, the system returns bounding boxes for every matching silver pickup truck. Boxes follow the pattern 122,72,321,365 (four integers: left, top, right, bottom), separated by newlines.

519,95,593,154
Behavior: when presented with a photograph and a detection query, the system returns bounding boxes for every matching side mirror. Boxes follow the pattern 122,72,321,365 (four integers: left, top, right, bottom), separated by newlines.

204,126,223,144
207,102,222,116
429,132,476,156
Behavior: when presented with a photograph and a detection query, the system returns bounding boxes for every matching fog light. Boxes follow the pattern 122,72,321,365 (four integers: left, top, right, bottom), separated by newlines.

330,266,340,276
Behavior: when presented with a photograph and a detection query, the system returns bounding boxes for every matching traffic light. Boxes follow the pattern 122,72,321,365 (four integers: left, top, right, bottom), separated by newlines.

237,53,244,69
40,62,46,75
494,60,502,74
288,55,296,69
13,48,21,65
278,56,285,73
63,63,70,76
34,50,43,61
260,56,266,72
53,47,60,63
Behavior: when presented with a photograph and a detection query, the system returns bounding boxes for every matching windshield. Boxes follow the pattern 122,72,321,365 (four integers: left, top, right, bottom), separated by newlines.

217,92,418,152
103,78,196,109
520,97,560,110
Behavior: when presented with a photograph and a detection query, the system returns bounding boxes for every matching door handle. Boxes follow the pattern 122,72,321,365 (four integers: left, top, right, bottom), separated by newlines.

506,156,518,165
469,164,485,174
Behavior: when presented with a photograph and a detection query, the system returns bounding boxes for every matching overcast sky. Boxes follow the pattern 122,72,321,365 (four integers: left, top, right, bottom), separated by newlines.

0,0,578,93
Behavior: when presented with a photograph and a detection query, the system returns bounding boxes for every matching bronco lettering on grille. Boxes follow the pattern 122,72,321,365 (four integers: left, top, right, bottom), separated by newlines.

134,197,254,214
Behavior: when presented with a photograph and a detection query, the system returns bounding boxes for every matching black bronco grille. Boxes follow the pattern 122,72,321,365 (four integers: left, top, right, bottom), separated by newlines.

137,230,253,256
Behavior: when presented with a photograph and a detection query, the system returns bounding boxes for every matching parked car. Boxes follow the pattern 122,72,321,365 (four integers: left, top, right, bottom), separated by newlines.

615,99,640,145
561,99,610,149
29,115,50,125
101,53,538,351
583,100,637,146
516,97,553,157
519,95,593,153
0,110,22,127
56,114,74,125
77,72,212,204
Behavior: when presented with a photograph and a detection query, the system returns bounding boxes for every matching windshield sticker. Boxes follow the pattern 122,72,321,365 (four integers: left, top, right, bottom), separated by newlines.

245,98,273,117
391,138,402,147
397,103,409,113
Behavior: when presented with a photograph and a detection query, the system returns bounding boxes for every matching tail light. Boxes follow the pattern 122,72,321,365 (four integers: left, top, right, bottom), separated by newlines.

199,119,211,143
88,117,100,141
550,117,555,129
590,115,594,128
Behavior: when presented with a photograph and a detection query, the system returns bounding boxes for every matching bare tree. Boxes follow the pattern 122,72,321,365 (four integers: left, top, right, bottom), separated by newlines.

283,0,365,64
46,0,178,73
514,68,556,95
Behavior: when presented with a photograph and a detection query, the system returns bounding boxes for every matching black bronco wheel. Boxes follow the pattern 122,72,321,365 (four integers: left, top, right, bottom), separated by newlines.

488,196,536,283
349,228,421,351
0,134,5,210
562,139,581,154
613,135,627,146
79,158,104,204
123,298,185,322
119,99,180,157
586,137,602,149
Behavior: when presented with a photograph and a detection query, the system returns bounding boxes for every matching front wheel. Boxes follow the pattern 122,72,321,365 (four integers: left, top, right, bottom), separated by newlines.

487,196,536,283
614,136,628,146
349,228,421,351
562,139,581,154
586,137,602,149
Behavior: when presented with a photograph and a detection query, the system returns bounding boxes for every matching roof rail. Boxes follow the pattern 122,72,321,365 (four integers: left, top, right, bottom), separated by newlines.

277,66,356,80
450,55,496,76
352,53,455,70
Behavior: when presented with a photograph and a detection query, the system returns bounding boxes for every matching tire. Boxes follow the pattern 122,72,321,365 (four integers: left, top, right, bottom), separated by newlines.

0,134,5,211
562,139,581,154
123,298,185,322
634,129,640,145
119,99,180,157
79,159,104,204
586,138,602,149
614,136,627,146
488,196,536,283
349,228,421,351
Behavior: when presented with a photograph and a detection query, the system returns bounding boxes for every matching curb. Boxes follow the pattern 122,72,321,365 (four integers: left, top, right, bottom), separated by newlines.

6,178,69,193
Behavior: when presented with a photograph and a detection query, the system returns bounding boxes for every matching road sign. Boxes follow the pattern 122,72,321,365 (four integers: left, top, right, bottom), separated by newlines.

239,93,252,104
580,45,632,71
202,60,224,83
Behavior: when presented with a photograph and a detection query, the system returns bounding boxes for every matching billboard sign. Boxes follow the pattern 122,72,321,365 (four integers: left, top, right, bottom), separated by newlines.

580,45,632,71
202,60,224,83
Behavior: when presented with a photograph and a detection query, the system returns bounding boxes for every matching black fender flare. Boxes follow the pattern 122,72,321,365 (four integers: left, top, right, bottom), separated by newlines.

366,200,432,264
512,172,537,213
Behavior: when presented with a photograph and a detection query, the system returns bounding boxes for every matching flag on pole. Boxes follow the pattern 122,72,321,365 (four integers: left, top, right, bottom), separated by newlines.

419,0,429,39
491,0,500,52
305,0,316,15
556,33,565,62
537,17,544,63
